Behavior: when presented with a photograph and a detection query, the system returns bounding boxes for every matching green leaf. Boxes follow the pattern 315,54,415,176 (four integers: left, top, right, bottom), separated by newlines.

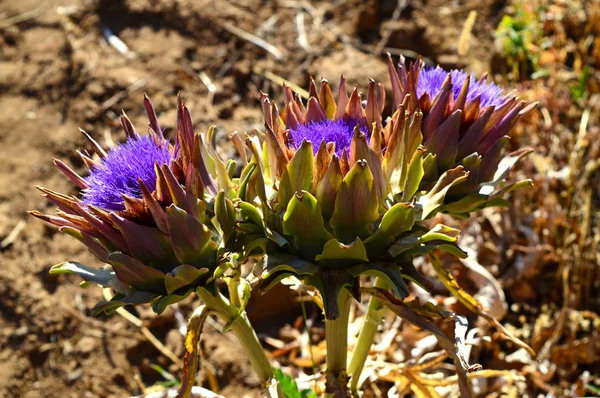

388,224,462,257
203,126,234,193
489,179,533,200
444,193,488,214
347,262,410,299
50,261,115,287
486,148,532,188
364,202,415,252
237,222,264,234
164,264,209,295
418,166,469,219
278,140,314,207
152,291,192,314
330,160,380,243
255,253,319,280
255,253,319,294
585,384,600,396
238,201,264,227
422,152,437,181
482,197,511,208
273,368,317,398
226,159,237,178
306,270,356,320
90,290,158,316
237,161,257,202
283,191,333,260
315,238,368,267
265,228,289,248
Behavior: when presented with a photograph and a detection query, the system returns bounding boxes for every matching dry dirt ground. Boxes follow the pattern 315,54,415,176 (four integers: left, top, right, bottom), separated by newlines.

1,0,594,397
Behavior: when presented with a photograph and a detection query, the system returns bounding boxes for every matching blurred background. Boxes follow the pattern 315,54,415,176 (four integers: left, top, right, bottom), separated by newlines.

0,0,599,396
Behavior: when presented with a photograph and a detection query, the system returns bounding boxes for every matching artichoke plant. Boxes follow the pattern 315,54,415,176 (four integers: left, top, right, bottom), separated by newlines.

231,75,482,394
30,96,281,394
234,58,535,395
29,55,535,397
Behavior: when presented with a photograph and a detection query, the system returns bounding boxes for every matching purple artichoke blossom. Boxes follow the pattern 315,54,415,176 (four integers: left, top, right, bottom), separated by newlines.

81,134,171,211
30,96,235,315
417,66,506,108
387,55,536,213
287,118,368,158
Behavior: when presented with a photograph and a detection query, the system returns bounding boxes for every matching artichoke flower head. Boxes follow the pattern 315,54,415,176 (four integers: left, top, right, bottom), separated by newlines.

238,76,465,319
388,56,537,215
31,96,236,315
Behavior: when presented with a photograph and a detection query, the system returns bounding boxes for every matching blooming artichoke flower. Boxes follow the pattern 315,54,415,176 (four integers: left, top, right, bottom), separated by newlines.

234,77,465,319
388,55,537,215
30,96,236,315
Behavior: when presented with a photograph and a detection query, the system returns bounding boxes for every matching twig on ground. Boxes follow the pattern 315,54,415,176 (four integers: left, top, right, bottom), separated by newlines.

0,0,49,29
384,47,435,64
130,386,225,398
101,76,150,110
180,63,219,119
296,12,311,52
1,219,26,250
221,22,287,61
374,0,409,55
199,71,218,119
102,289,184,368
254,69,310,99
63,306,143,339
458,11,477,57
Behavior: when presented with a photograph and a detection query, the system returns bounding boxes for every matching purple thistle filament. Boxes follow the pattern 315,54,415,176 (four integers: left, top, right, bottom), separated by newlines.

288,119,368,157
82,135,171,211
417,66,505,108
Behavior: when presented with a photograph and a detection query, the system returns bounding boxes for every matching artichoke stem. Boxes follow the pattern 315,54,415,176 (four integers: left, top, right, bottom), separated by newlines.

197,288,283,396
227,271,242,308
324,289,352,397
347,277,390,394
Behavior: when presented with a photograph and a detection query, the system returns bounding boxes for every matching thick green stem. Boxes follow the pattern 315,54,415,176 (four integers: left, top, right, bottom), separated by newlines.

347,277,389,394
197,288,281,395
324,289,352,397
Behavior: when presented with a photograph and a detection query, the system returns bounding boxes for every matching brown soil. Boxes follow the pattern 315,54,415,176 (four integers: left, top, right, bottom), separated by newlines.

1,0,576,397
